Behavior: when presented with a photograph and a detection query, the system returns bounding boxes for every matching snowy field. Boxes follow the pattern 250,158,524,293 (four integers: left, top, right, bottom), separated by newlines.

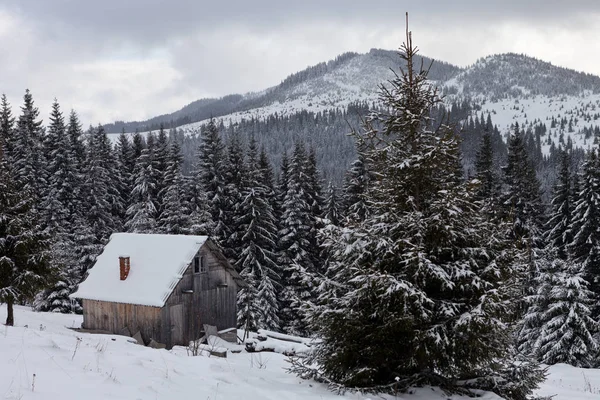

1,306,599,400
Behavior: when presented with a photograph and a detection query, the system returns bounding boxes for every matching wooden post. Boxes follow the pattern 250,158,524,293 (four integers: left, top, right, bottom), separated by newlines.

5,299,14,326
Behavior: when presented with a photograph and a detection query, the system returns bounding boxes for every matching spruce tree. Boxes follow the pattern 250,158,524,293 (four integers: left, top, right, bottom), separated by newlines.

0,148,55,325
323,182,341,226
546,149,572,259
125,148,157,233
342,149,369,222
67,110,86,178
0,94,14,158
196,119,227,241
275,150,290,223
474,131,498,201
235,137,281,332
36,100,81,313
278,141,317,335
82,125,118,243
115,128,135,215
568,149,600,322
159,141,191,234
294,25,543,399
154,125,170,220
97,125,126,230
533,258,598,367
131,130,145,161
223,131,246,263
12,90,46,208
501,123,545,244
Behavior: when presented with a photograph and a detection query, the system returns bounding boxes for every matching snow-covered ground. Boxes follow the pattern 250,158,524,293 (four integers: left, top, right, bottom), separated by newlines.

1,305,598,400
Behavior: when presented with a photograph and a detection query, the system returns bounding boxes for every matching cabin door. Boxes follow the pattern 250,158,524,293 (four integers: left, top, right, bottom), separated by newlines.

170,304,184,346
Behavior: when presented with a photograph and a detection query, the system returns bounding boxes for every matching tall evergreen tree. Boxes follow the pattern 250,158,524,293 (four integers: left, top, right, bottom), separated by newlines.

35,100,82,313
501,123,545,245
0,94,14,158
294,27,543,399
13,90,46,208
474,131,498,201
342,149,369,222
568,149,600,321
546,149,572,259
67,111,86,166
275,150,290,222
223,132,246,263
125,148,157,233
115,128,135,215
131,130,145,161
278,141,317,335
323,182,341,226
0,149,55,325
154,125,170,219
235,137,281,332
159,141,191,234
532,258,598,367
82,126,118,243
196,120,227,241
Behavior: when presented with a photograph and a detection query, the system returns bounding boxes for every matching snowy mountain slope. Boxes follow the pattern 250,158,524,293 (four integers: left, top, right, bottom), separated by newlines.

108,50,600,160
106,49,460,135
1,306,598,400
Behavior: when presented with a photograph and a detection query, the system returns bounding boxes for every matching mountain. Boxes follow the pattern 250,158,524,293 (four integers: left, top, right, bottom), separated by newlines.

105,49,600,186
103,49,460,134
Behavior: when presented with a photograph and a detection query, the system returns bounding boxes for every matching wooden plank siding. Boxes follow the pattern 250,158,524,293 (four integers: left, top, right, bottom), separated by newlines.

163,244,239,347
82,299,162,344
81,241,240,349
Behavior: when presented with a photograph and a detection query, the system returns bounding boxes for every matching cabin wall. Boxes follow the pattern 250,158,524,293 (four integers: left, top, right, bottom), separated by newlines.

163,244,239,347
82,300,162,344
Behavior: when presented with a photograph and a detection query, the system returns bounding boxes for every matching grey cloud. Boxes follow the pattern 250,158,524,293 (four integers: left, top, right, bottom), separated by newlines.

1,0,600,125
4,1,600,46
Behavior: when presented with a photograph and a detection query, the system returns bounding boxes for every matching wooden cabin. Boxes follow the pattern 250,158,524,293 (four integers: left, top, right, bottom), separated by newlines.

71,233,245,348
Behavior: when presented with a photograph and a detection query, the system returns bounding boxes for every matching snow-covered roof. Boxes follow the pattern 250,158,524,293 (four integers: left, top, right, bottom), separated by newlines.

72,233,209,307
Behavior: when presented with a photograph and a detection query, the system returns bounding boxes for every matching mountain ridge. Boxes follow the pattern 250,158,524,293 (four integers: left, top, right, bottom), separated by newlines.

103,49,600,136
103,48,462,133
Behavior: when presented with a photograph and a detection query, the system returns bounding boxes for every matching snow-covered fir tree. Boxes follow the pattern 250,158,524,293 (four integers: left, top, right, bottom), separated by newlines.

323,182,341,226
293,28,544,399
115,128,135,214
474,131,499,202
274,149,290,222
126,148,158,233
501,122,545,244
235,137,281,332
304,146,325,272
12,90,46,208
35,100,82,313
96,125,126,231
0,146,55,325
195,119,228,242
83,125,120,242
0,94,14,158
532,258,598,367
546,149,572,259
567,149,600,322
131,130,145,161
341,148,369,222
278,141,318,335
153,125,170,220
67,110,86,176
159,140,191,234
223,131,246,263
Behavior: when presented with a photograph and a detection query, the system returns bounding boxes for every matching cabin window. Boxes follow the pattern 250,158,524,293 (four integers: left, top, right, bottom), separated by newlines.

193,256,206,274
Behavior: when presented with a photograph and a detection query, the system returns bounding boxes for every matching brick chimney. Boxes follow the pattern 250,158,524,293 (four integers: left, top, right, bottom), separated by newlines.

119,256,130,281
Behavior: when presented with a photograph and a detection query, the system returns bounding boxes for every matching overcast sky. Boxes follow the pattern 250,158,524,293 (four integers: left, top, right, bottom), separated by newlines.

1,1,600,126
